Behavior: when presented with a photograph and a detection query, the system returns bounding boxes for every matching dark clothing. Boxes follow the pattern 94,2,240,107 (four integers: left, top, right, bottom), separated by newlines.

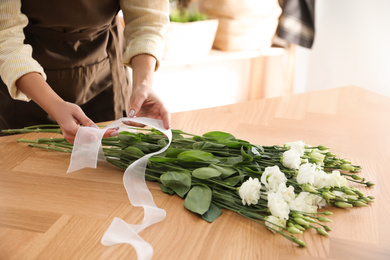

276,0,316,48
0,0,130,131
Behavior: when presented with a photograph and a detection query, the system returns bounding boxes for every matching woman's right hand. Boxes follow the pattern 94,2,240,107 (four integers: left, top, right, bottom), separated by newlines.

16,72,117,143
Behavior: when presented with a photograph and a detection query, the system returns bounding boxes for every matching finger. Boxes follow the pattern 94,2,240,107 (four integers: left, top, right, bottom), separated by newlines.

62,124,79,144
103,127,119,138
160,105,171,129
128,92,147,118
123,120,146,128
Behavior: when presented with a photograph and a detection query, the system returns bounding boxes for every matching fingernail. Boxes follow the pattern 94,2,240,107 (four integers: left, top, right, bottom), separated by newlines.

110,131,119,137
110,127,119,131
128,109,135,117
123,120,131,125
91,124,99,129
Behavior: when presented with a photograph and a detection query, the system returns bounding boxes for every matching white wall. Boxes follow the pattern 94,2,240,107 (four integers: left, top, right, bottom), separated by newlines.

294,0,390,97
154,58,252,113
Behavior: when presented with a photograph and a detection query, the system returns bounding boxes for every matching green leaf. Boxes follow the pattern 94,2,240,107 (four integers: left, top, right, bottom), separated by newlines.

177,150,214,162
118,132,141,145
224,141,243,148
202,203,222,223
222,156,243,165
202,131,237,143
133,141,160,153
192,167,221,179
160,170,191,197
165,147,185,158
193,141,226,150
209,164,237,179
159,183,175,195
124,146,145,159
184,185,212,215
223,175,243,186
240,147,253,162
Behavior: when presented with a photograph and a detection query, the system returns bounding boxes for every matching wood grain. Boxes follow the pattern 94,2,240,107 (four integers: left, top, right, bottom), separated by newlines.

1,86,389,259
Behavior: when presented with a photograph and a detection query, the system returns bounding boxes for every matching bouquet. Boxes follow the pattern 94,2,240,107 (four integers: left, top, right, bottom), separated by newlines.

3,124,374,247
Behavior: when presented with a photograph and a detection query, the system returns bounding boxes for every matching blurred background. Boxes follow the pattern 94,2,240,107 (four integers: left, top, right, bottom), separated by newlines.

139,0,390,113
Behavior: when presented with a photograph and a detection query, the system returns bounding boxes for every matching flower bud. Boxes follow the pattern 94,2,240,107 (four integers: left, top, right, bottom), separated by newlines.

323,211,333,216
341,159,352,164
302,184,318,193
323,225,332,231
293,237,307,247
294,217,310,227
316,227,329,236
342,188,357,196
366,181,375,187
294,223,306,231
340,164,354,171
350,187,364,197
326,152,337,157
302,216,316,223
309,151,325,165
361,197,373,203
318,145,329,151
353,200,368,207
334,201,353,208
324,162,336,167
292,212,304,219
322,191,335,200
351,174,363,180
367,196,375,200
287,226,303,234
318,217,332,222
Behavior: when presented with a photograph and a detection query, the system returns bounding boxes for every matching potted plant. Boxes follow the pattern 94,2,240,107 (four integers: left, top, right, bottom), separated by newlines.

163,0,219,60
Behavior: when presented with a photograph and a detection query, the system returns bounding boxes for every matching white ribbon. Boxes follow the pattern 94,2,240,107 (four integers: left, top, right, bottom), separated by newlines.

67,117,172,260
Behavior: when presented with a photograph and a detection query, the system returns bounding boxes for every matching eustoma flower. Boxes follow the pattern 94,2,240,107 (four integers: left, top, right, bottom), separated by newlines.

289,192,326,213
239,177,261,206
268,192,290,220
284,140,306,156
281,148,301,169
261,166,287,192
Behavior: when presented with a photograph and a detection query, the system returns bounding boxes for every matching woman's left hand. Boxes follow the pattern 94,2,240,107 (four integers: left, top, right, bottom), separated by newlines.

127,54,170,129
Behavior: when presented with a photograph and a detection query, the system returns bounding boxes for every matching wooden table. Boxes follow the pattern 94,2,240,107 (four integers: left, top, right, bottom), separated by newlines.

1,86,389,259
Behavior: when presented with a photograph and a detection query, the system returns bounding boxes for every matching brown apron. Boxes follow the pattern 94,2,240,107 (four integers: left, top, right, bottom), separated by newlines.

0,0,130,131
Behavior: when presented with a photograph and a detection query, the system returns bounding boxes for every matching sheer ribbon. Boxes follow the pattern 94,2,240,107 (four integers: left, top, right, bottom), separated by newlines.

67,117,172,260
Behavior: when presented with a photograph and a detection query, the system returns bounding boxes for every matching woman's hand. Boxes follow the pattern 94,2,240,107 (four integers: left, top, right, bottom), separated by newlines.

16,72,117,143
128,54,170,129
48,100,120,143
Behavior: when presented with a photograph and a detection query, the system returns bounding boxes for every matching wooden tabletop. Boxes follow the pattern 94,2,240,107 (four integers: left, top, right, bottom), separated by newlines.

1,86,389,259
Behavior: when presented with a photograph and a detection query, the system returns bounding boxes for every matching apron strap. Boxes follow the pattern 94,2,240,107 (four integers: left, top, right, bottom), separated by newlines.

107,16,130,118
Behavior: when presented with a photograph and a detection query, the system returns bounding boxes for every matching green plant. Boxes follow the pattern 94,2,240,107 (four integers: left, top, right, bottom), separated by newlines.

169,0,208,22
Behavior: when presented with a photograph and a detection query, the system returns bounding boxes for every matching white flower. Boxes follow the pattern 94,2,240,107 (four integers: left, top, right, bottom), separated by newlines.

277,183,295,203
239,177,262,206
268,192,290,220
284,141,306,156
326,170,348,188
308,150,326,166
296,163,319,185
304,193,327,209
288,192,318,213
265,215,287,234
312,170,329,189
261,165,287,192
281,149,301,169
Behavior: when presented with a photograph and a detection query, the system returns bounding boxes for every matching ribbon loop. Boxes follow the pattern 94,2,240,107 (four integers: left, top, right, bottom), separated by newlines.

67,117,172,260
